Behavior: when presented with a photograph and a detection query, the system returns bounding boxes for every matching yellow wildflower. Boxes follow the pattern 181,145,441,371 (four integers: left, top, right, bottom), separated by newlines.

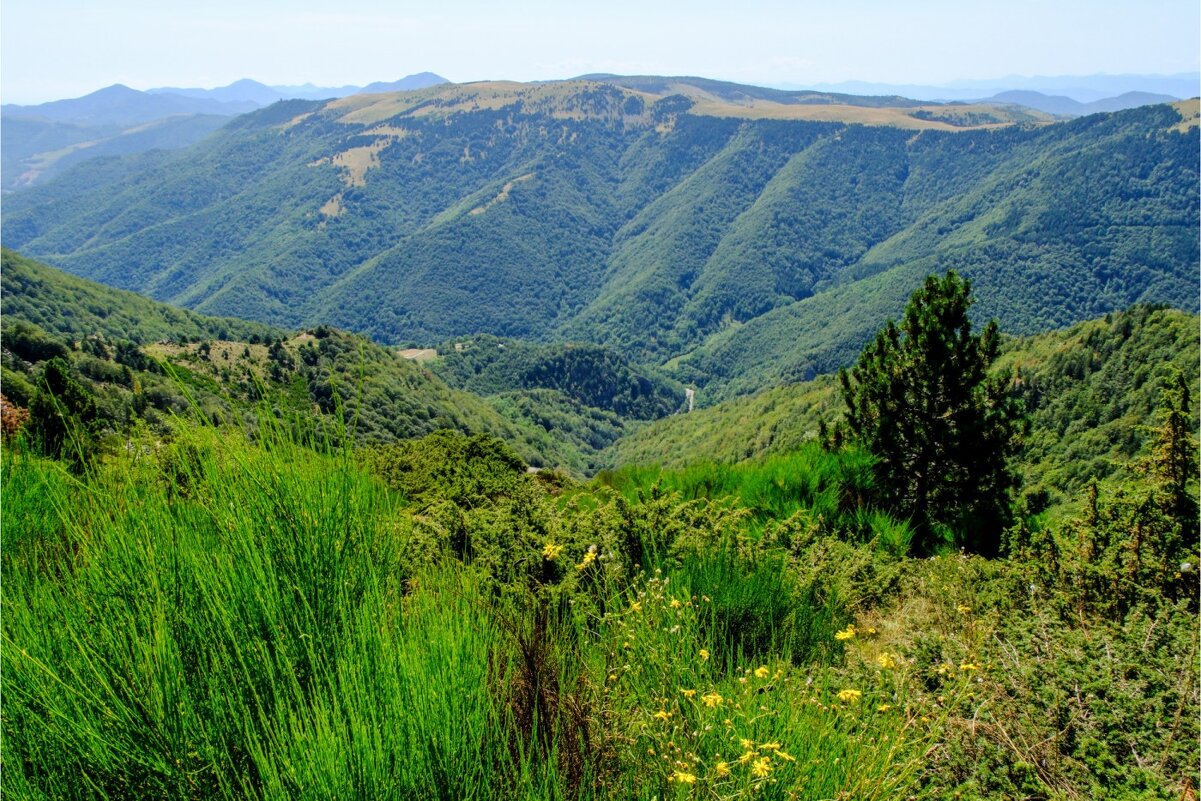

959,661,980,672
877,704,893,712
876,652,897,670
542,542,563,560
956,604,972,615
576,550,597,571
776,750,796,762
699,648,710,661
653,709,671,721
702,692,724,708
835,624,857,640
629,600,642,613
754,665,770,678
738,750,756,765
670,598,683,609
865,626,878,635
671,770,697,784
681,688,697,698
715,761,731,778
936,663,953,676
836,688,862,703
751,756,772,778
739,737,755,751
760,741,781,751
723,718,732,727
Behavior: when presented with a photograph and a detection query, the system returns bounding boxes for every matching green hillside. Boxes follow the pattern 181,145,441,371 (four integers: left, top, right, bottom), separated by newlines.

606,305,1200,515
2,82,1195,387
430,334,684,419
1,113,230,191
0,253,619,472
5,315,1196,801
1,248,282,344
1,253,702,473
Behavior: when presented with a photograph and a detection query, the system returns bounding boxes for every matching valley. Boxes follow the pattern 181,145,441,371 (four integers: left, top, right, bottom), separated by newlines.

1,67,1198,801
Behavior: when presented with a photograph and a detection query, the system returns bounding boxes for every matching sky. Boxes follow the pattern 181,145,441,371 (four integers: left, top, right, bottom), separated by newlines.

3,0,1199,103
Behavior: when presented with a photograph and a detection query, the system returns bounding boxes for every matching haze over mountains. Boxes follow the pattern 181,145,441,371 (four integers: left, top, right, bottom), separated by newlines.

0,73,450,190
804,72,1199,102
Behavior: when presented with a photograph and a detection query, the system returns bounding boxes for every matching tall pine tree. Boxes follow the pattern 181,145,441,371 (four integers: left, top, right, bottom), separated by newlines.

838,272,1024,555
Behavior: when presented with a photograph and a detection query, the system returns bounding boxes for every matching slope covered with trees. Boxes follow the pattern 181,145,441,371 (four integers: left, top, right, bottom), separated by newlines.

3,83,1195,382
0,253,687,473
605,305,1200,515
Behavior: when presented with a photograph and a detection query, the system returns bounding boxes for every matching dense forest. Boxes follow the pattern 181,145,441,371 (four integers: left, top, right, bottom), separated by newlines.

3,83,1196,385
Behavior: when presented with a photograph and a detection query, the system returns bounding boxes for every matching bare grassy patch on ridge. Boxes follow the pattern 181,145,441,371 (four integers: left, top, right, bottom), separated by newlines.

469,173,535,216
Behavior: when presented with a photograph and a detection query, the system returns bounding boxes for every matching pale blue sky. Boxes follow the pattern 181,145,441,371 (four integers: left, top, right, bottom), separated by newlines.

3,0,1198,103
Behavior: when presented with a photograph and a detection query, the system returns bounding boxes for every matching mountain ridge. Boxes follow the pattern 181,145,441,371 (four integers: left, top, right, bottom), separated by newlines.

3,82,1195,401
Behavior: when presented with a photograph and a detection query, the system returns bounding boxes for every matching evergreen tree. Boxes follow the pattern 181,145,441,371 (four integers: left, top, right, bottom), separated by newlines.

837,272,1024,555
27,357,98,468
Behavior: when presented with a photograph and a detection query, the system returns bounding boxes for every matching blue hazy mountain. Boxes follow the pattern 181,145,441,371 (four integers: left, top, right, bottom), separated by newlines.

1,83,259,126
803,73,1198,103
985,90,1181,116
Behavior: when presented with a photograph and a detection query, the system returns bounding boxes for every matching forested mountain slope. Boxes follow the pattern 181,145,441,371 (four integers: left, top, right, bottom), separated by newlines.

606,305,1200,514
0,252,677,472
3,82,1196,386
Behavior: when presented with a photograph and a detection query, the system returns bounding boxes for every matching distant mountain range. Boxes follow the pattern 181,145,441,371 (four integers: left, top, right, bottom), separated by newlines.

0,73,449,190
3,73,450,125
146,72,449,106
4,77,1195,406
803,72,1200,103
1,83,260,126
981,90,1181,117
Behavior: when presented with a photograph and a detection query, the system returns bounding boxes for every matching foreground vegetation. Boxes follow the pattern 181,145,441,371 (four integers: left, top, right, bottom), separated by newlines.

4,400,1196,799
3,259,1197,799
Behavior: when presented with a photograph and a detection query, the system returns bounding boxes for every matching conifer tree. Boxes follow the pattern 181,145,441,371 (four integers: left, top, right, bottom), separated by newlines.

838,272,1024,555
27,357,98,468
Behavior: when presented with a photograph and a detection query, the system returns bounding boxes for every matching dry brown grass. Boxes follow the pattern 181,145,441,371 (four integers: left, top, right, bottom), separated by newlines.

319,78,1052,133
469,173,534,216
1170,98,1200,132
398,348,438,362
331,141,391,187
320,192,345,218
689,100,1044,131
145,340,272,379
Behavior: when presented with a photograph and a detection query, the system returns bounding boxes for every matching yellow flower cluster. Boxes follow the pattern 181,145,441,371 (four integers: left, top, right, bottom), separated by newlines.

542,542,563,561
836,688,862,703
834,624,857,640
876,652,898,670
576,550,596,571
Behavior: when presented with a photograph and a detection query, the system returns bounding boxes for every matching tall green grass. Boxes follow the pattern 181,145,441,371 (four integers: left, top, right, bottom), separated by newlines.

3,424,932,799
598,443,879,535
